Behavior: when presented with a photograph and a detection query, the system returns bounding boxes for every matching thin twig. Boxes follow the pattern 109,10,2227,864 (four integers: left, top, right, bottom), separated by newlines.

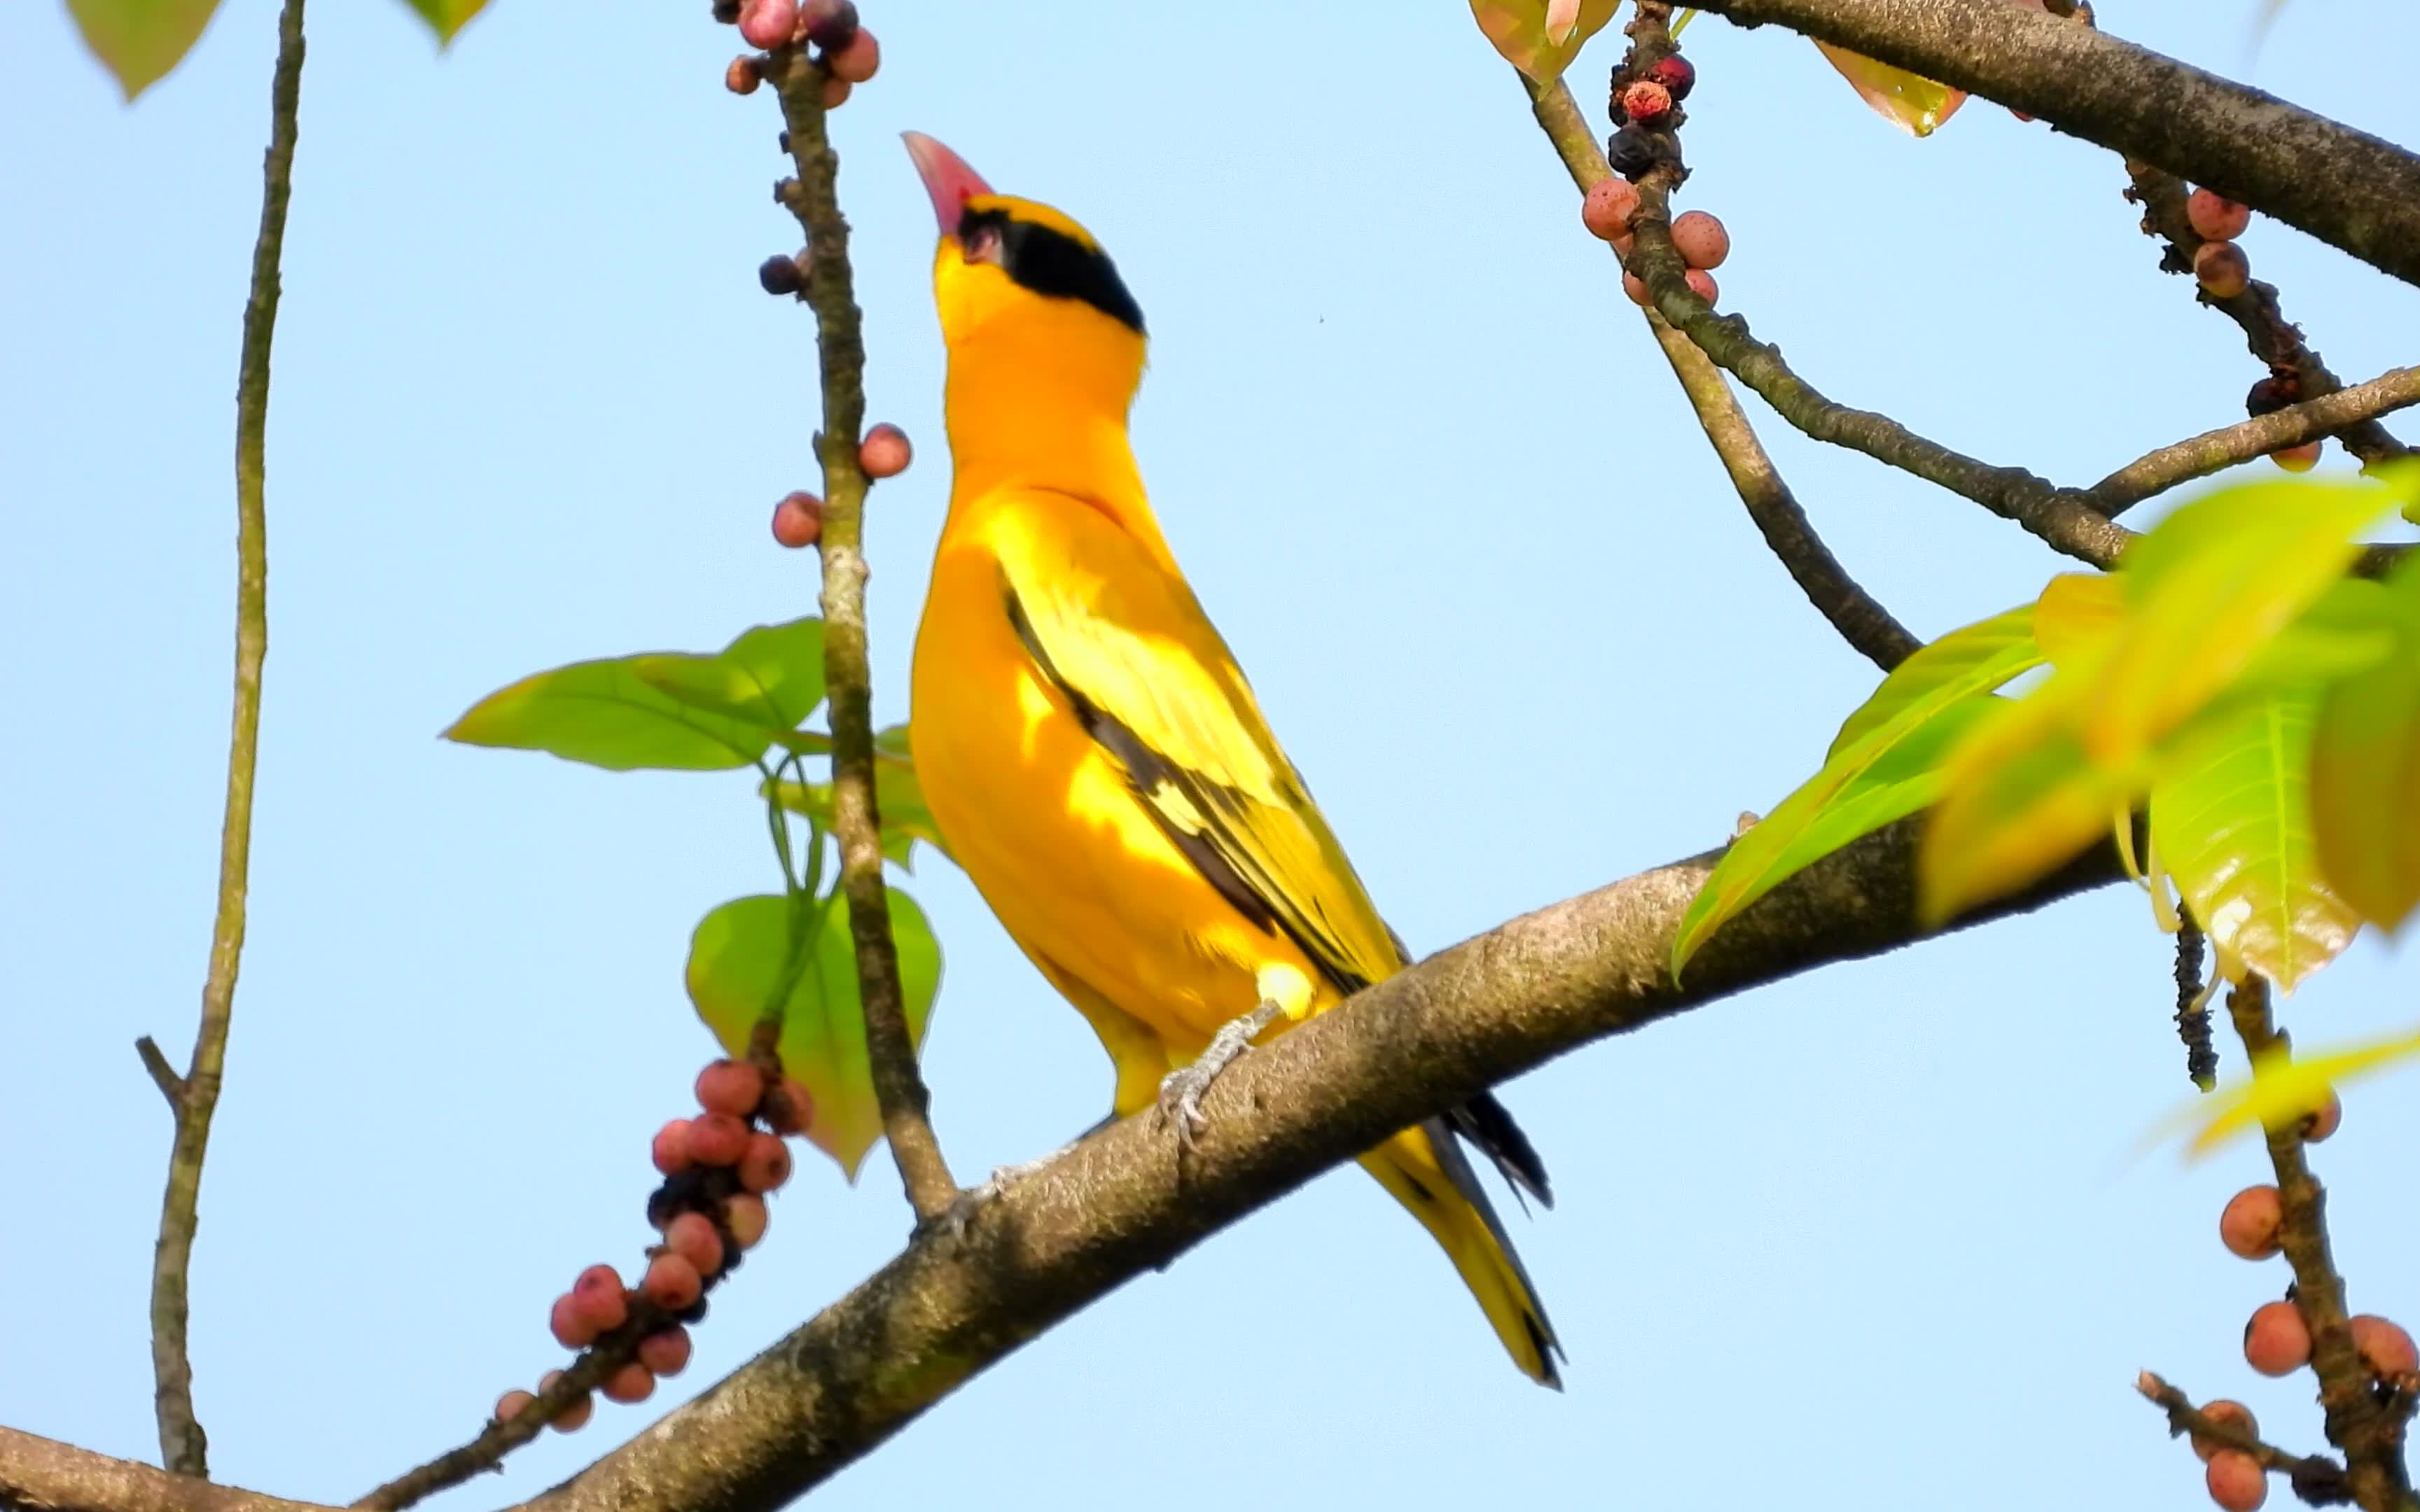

1520,74,1919,671
2225,978,2418,1512
2136,1371,2354,1506
2171,909,2215,1091
2091,368,2420,516
144,0,303,1478
136,1035,186,1106
763,50,957,1222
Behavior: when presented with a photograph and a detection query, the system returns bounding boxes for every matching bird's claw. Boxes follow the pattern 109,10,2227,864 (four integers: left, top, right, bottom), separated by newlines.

1153,1065,1217,1150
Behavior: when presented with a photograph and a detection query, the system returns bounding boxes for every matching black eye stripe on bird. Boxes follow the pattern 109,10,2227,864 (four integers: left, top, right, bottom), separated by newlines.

955,205,1145,335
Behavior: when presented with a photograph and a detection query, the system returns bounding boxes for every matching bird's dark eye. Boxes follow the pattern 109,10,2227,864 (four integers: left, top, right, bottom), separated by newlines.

964,223,1004,265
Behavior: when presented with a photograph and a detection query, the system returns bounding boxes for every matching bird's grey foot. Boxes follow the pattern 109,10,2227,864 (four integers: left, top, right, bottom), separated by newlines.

1154,998,1284,1149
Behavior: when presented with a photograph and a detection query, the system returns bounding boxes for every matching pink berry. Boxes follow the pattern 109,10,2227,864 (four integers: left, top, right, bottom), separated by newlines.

821,76,851,108
1670,210,1730,270
2195,241,2250,299
738,1131,794,1193
764,1077,815,1136
2220,1185,2282,1259
1685,269,1718,305
652,1119,695,1176
666,1211,726,1276
860,422,912,479
494,1388,536,1423
725,55,763,95
825,28,879,84
638,1326,693,1377
1580,178,1639,242
550,1294,597,1350
686,1111,751,1166
600,1362,655,1406
695,1058,764,1118
2188,189,2253,243
568,1270,629,1337
2270,441,2323,473
725,1191,770,1250
2304,1096,2341,1142
2206,1451,2267,1512
737,0,796,50
641,1253,704,1312
2191,1400,2258,1462
1621,79,1674,126
1622,270,1650,306
772,491,823,549
800,0,858,49
2244,1300,2311,1376
2350,1315,2418,1378
538,1370,593,1434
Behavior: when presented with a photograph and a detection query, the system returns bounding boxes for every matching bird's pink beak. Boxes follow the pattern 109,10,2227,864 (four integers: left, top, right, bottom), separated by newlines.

902,132,993,236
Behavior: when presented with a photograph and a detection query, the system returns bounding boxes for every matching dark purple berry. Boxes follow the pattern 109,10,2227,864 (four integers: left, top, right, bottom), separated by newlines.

758,254,803,297
1608,126,1657,180
800,0,858,50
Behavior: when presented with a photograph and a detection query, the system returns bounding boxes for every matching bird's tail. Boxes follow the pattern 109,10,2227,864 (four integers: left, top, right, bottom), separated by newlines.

1358,1119,1564,1387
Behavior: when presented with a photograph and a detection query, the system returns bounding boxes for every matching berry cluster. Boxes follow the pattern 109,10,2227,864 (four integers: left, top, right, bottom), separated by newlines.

770,424,912,549
1580,176,1727,309
1606,53,1693,182
723,1,878,104
2244,369,2323,474
2188,1099,2418,1511
2179,186,2317,474
488,1059,815,1432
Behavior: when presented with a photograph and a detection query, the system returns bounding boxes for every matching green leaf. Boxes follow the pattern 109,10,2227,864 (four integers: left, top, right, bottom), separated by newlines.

1468,0,1619,81
67,0,223,100
765,725,954,869
445,617,826,772
1811,41,1968,136
2311,558,2420,931
1920,671,2130,925
2151,688,2359,992
1826,603,2042,759
686,888,943,1179
398,0,489,46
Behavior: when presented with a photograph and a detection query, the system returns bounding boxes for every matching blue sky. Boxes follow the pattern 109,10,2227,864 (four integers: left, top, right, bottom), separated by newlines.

4,1,2417,1508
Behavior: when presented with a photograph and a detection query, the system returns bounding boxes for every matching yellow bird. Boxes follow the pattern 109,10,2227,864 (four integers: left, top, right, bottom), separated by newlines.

901,132,1563,1387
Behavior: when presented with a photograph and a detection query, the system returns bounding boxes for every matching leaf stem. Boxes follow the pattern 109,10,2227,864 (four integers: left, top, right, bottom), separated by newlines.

144,0,304,1478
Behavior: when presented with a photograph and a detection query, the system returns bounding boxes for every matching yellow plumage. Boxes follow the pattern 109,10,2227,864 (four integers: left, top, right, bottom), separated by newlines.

903,136,1562,1385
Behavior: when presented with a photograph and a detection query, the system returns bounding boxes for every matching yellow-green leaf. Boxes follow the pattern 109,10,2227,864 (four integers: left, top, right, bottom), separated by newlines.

1921,672,2130,924
632,619,826,736
2151,689,2359,992
686,888,943,1179
1469,0,1619,81
2157,1026,2420,1158
2311,557,2420,930
1826,604,2040,759
67,0,223,100
765,724,954,869
2033,573,2126,667
1811,41,1967,136
399,0,489,46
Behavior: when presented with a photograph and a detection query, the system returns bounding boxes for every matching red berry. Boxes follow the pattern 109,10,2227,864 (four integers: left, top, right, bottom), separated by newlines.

665,1211,725,1276
652,1119,695,1176
686,1111,751,1166
738,1131,794,1193
758,254,804,297
1621,79,1674,126
2304,1096,2340,1142
725,1191,770,1250
1621,270,1650,307
2270,441,2323,473
2220,1185,2283,1259
764,1077,815,1135
825,28,879,84
538,1370,594,1434
1670,210,1730,270
821,76,852,109
494,1388,536,1423
2244,1300,2311,1376
569,1266,629,1336
600,1362,655,1406
2191,1400,2258,1462
2195,241,2250,299
2188,189,2253,243
642,1253,704,1312
638,1326,694,1377
2206,1451,2267,1512
725,55,762,95
860,422,912,479
695,1058,765,1118
550,1294,597,1350
1581,178,1639,242
2350,1315,2418,1378
800,0,858,48
1685,269,1719,305
1645,53,1694,100
737,0,796,50
772,491,823,549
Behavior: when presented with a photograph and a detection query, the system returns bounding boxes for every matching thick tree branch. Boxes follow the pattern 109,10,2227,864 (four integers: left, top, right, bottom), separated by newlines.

144,0,304,1479
2090,368,2420,516
1524,73,1919,671
1683,0,2420,289
0,1427,336,1512
763,50,957,1222
2136,1372,2353,1506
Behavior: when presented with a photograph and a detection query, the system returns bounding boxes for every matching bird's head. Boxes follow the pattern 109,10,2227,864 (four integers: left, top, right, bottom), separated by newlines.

903,132,1146,385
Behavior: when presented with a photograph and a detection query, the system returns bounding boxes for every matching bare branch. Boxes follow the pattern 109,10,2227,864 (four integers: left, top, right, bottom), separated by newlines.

2091,368,2420,516
2135,1371,2353,1505
146,0,305,1478
135,1037,185,1107
0,1427,336,1512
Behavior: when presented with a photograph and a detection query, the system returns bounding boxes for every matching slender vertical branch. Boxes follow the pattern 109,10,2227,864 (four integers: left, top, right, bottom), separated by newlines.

142,0,304,1478
765,54,957,1221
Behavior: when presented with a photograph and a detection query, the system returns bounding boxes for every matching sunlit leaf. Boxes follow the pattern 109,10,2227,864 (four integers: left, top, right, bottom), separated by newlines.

399,0,489,46
2155,1026,2420,1158
1811,42,1968,136
1921,671,2131,924
686,888,942,1178
67,0,223,100
1470,0,1619,80
2311,557,2420,930
2151,689,2359,992
2033,573,2126,666
445,617,826,772
1826,604,2040,759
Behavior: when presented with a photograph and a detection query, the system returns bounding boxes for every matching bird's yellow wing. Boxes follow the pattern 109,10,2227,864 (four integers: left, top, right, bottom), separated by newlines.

992,493,1402,995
